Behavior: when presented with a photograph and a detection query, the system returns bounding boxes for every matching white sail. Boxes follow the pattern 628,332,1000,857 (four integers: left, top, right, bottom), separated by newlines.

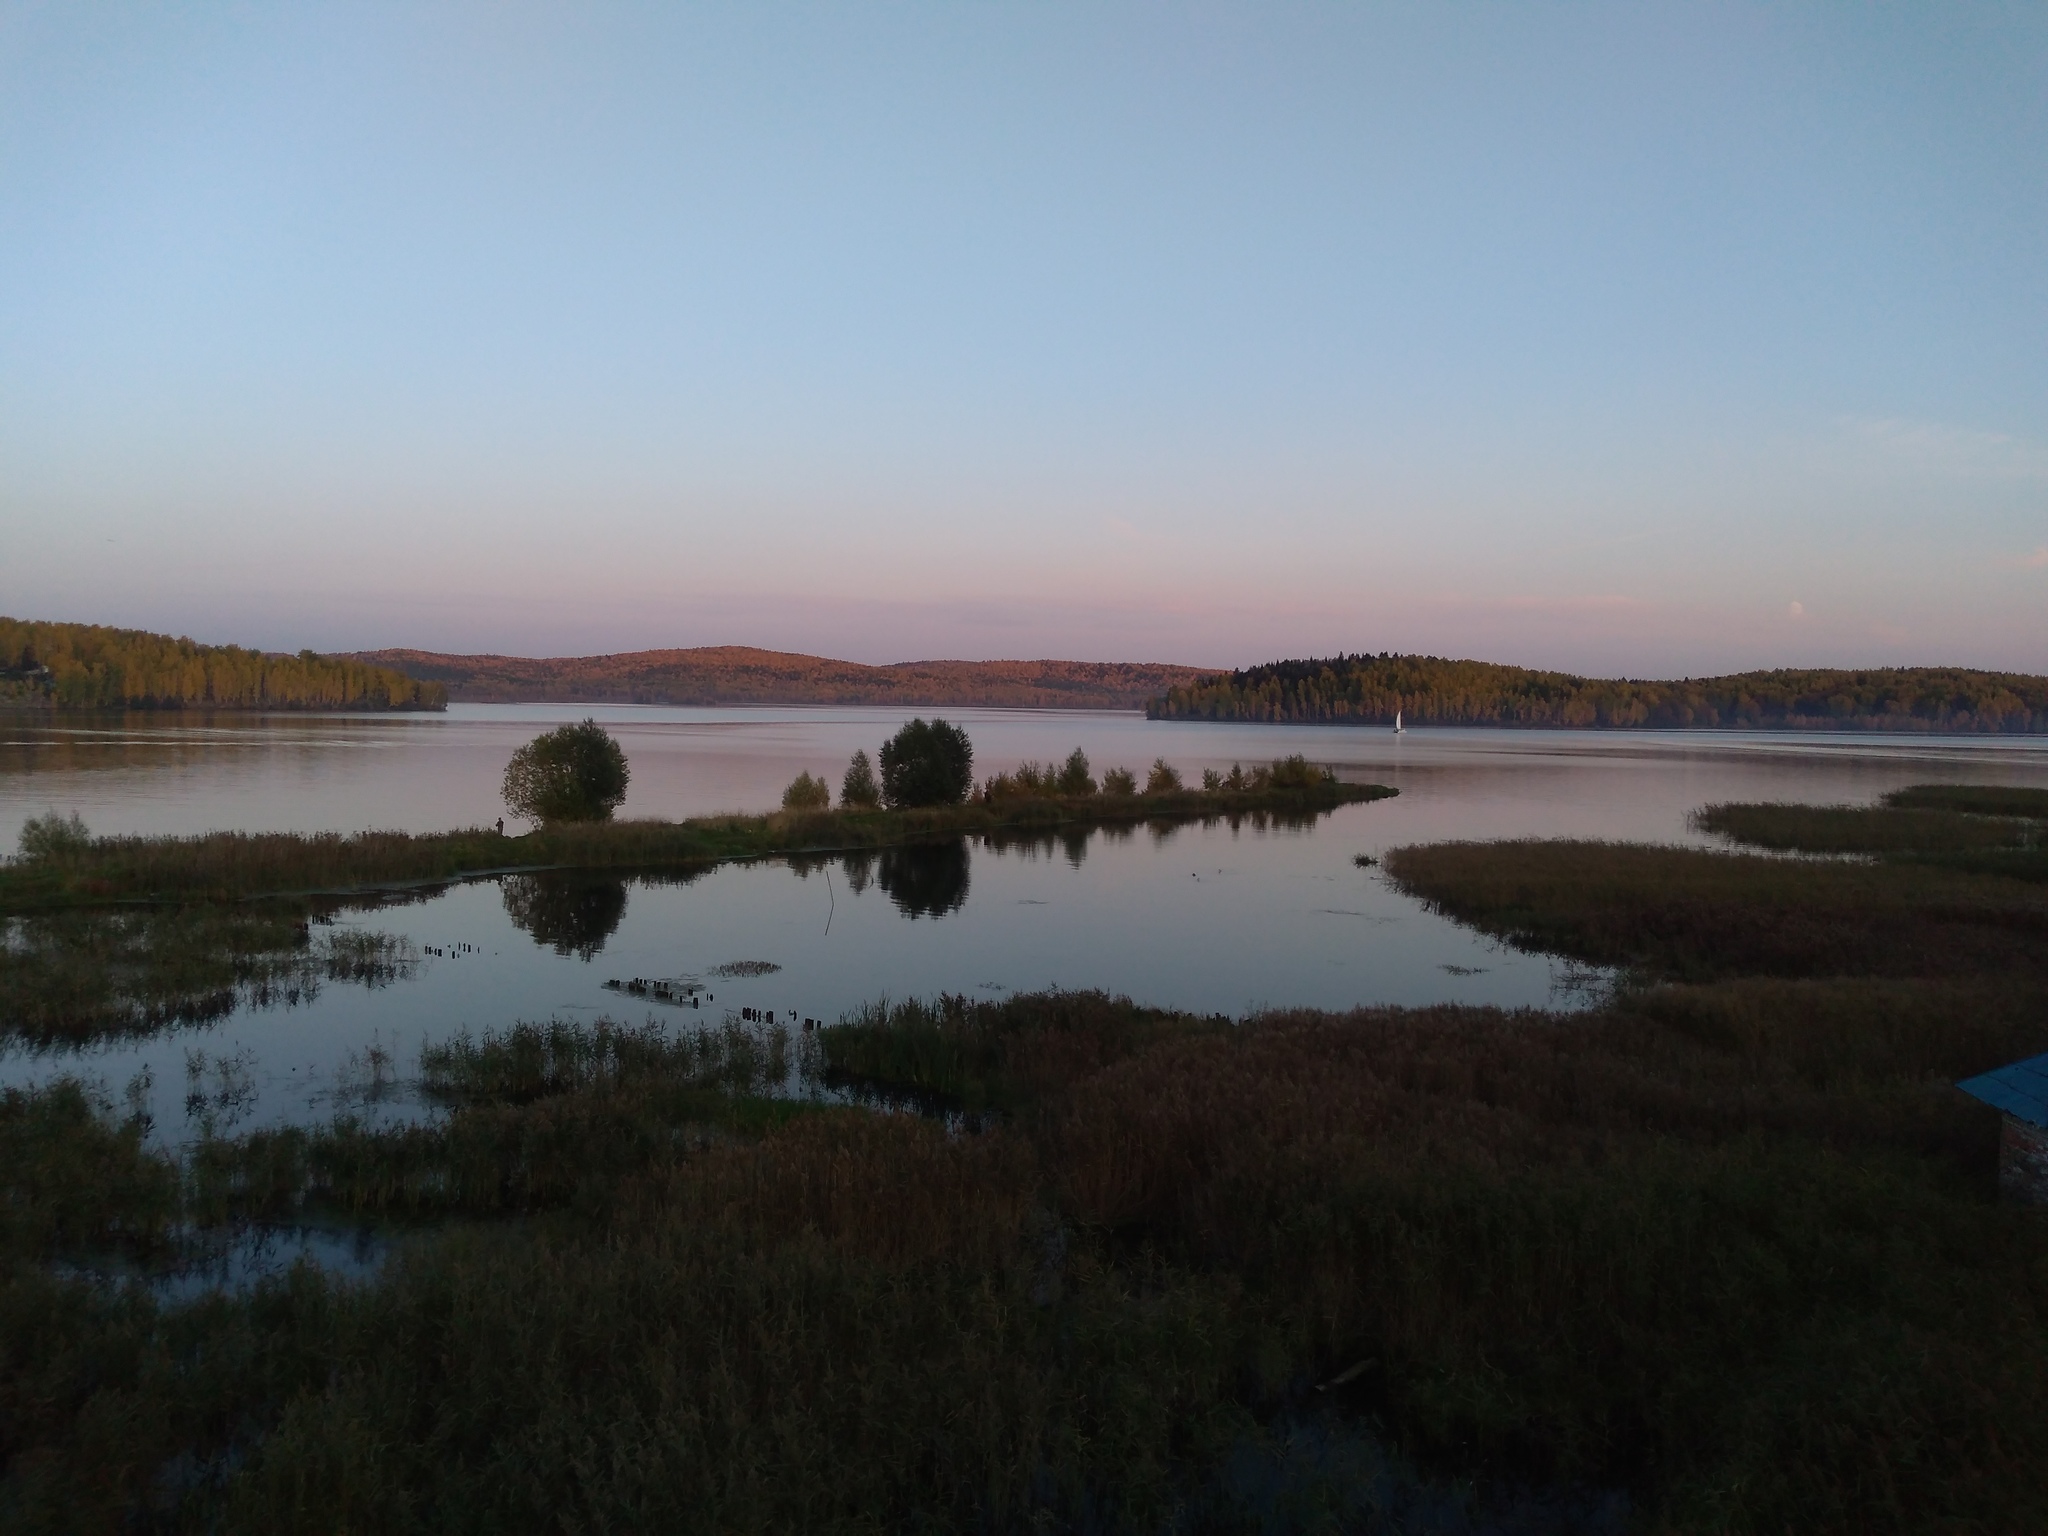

1393,709,1404,733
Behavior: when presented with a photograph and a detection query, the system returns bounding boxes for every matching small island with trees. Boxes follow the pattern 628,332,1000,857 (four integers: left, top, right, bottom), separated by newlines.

0,717,1393,908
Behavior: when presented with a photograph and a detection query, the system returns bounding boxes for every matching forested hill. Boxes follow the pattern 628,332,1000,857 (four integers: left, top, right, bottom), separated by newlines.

1148,655,2048,733
356,647,1205,709
0,619,446,711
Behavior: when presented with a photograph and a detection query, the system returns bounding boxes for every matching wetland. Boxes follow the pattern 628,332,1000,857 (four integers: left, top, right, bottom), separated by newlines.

5,708,2048,1533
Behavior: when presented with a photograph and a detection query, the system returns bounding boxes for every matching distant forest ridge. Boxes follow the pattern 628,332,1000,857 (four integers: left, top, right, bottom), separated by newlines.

356,647,1209,709
0,619,446,712
1147,655,2048,733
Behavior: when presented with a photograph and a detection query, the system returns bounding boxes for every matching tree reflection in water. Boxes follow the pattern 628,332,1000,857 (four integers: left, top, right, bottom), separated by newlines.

875,840,970,919
500,873,630,959
841,851,875,895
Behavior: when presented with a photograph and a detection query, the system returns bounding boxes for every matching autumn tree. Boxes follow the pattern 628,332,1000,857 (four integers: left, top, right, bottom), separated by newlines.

782,771,831,812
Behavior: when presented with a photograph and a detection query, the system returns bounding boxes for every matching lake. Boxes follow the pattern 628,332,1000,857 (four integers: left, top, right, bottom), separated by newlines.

7,705,2048,1142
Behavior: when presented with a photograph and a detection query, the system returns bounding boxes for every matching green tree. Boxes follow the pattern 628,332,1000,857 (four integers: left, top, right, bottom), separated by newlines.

1268,753,1331,788
781,771,831,812
1101,766,1137,797
502,720,630,825
1056,748,1096,796
1143,759,1183,794
879,719,974,808
841,750,882,809
17,811,90,863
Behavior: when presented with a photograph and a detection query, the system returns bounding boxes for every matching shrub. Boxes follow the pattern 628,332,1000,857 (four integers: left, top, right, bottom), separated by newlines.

1268,754,1331,789
841,750,882,809
502,720,631,824
1101,767,1137,797
782,772,831,812
879,719,974,809
1144,759,1183,795
983,762,1054,802
1057,749,1096,797
17,810,90,863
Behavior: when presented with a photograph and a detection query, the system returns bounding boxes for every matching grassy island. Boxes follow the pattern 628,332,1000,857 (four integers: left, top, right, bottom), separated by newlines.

0,777,1396,911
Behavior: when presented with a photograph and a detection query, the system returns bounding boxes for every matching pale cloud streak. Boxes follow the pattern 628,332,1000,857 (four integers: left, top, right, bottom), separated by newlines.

1844,418,2048,481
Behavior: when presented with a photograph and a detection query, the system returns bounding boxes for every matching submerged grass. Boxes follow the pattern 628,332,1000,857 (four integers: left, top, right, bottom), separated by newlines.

0,908,415,1045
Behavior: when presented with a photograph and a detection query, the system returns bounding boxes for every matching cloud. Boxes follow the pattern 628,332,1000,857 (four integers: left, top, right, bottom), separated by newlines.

2018,546,2048,569
1844,418,2048,481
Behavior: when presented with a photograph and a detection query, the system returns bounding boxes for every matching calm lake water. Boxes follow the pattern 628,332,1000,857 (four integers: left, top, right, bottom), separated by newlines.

7,706,2048,1143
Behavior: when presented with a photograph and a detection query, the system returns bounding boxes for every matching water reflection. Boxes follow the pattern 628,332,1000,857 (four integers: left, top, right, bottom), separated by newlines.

876,841,971,919
501,874,631,959
979,824,1093,868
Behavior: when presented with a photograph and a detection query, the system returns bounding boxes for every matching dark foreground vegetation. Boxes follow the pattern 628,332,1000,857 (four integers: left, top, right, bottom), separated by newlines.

1149,653,2048,732
0,618,445,711
0,774,1391,910
5,783,2047,1531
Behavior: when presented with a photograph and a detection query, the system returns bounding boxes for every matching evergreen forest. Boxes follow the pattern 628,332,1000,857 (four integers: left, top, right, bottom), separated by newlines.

1148,654,2048,732
0,619,446,712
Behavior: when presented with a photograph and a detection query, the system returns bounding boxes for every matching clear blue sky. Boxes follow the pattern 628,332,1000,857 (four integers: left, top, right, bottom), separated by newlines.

4,3,2044,673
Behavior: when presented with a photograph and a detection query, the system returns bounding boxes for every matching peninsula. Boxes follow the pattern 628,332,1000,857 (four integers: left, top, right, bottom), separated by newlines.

1149,653,2048,733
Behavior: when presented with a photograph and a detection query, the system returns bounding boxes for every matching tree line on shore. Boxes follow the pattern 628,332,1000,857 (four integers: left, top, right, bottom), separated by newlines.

781,719,1338,815
1147,652,2048,732
0,618,447,712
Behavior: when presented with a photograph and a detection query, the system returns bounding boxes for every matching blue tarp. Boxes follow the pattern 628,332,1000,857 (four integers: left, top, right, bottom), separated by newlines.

1957,1052,2048,1128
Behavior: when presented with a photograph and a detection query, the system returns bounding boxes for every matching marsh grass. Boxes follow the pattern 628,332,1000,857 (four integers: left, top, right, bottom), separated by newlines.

1383,838,2048,980
820,991,1220,1112
1,1080,178,1263
419,1016,801,1105
1885,783,2048,818
12,796,2048,1531
10,971,2048,1530
1695,800,2041,853
1697,791,2048,885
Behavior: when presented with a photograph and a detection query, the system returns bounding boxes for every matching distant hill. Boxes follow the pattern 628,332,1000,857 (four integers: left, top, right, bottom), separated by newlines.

356,646,1208,709
1,618,445,712
1148,654,2048,733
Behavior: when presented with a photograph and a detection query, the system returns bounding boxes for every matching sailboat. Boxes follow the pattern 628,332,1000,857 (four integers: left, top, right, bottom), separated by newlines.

1393,709,1405,734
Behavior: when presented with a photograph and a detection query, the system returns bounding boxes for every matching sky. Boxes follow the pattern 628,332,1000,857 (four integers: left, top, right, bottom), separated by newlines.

3,2,2045,675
